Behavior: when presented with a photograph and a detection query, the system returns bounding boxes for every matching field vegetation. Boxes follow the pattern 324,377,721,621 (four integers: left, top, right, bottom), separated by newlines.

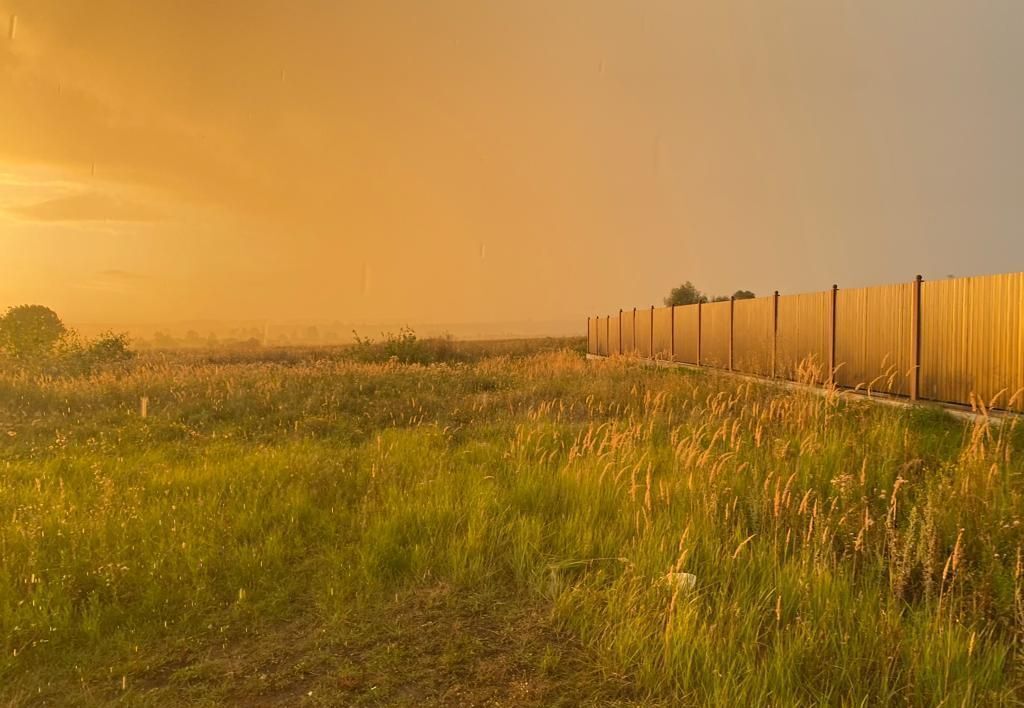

2,336,1023,705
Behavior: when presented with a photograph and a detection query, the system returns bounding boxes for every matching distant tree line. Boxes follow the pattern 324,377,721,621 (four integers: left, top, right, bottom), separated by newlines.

664,282,756,307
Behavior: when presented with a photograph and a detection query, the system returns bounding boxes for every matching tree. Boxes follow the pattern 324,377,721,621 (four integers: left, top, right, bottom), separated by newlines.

664,281,708,307
665,283,757,306
0,305,67,359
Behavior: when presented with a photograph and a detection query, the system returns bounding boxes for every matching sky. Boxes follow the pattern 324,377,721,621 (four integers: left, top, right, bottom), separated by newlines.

1,1,1022,333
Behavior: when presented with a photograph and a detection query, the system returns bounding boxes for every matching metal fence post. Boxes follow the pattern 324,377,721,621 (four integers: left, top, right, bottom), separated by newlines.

670,305,676,362
772,290,779,379
586,316,591,355
606,315,610,358
911,274,922,401
697,301,703,366
829,284,838,387
728,296,735,371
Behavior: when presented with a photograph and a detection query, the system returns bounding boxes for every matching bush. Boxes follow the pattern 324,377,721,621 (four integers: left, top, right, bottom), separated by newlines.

83,331,135,366
349,328,465,365
88,331,134,362
50,331,135,375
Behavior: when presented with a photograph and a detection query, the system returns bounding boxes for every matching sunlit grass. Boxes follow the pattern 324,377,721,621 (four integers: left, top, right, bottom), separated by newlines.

1,343,1022,704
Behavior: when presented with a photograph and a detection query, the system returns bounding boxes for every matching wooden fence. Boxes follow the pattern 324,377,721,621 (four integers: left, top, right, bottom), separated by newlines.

587,272,1024,411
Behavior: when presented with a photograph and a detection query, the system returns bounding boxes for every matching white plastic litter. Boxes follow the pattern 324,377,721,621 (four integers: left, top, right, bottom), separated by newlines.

664,572,697,591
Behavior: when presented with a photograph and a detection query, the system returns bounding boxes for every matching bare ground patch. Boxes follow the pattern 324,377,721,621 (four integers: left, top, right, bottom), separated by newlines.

21,584,644,707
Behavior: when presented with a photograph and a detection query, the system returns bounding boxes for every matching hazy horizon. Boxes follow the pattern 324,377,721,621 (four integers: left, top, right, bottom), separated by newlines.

68,314,585,344
3,1,1023,327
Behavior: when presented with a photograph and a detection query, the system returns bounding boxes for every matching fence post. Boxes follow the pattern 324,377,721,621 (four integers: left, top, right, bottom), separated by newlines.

632,307,637,356
911,274,922,401
606,316,610,358
650,305,655,360
670,305,676,362
586,316,591,355
772,290,779,379
728,296,735,371
697,302,703,366
829,284,838,387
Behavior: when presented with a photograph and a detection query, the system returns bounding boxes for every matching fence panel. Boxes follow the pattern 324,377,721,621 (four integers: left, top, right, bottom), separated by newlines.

589,271,1024,411
700,301,731,368
673,305,700,364
609,314,621,356
653,307,673,359
621,311,636,356
636,308,653,358
776,291,830,384
920,273,1024,409
732,296,774,376
834,283,913,396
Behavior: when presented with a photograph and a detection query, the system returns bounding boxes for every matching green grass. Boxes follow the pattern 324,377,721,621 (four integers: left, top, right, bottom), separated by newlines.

2,341,1023,705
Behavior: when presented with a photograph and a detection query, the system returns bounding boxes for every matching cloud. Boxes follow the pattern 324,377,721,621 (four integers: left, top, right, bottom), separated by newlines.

5,191,160,222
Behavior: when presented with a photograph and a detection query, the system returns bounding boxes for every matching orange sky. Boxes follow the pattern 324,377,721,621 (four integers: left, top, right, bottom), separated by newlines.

2,1,1022,331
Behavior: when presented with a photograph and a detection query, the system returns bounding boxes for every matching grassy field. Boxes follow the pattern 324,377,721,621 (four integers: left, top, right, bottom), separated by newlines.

2,338,1024,705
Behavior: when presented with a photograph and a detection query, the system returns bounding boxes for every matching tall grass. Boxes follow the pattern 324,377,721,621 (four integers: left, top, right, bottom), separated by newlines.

1,345,1022,704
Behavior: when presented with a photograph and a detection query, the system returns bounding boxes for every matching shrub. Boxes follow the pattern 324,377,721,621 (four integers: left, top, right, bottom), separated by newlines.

83,331,135,366
349,327,466,365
